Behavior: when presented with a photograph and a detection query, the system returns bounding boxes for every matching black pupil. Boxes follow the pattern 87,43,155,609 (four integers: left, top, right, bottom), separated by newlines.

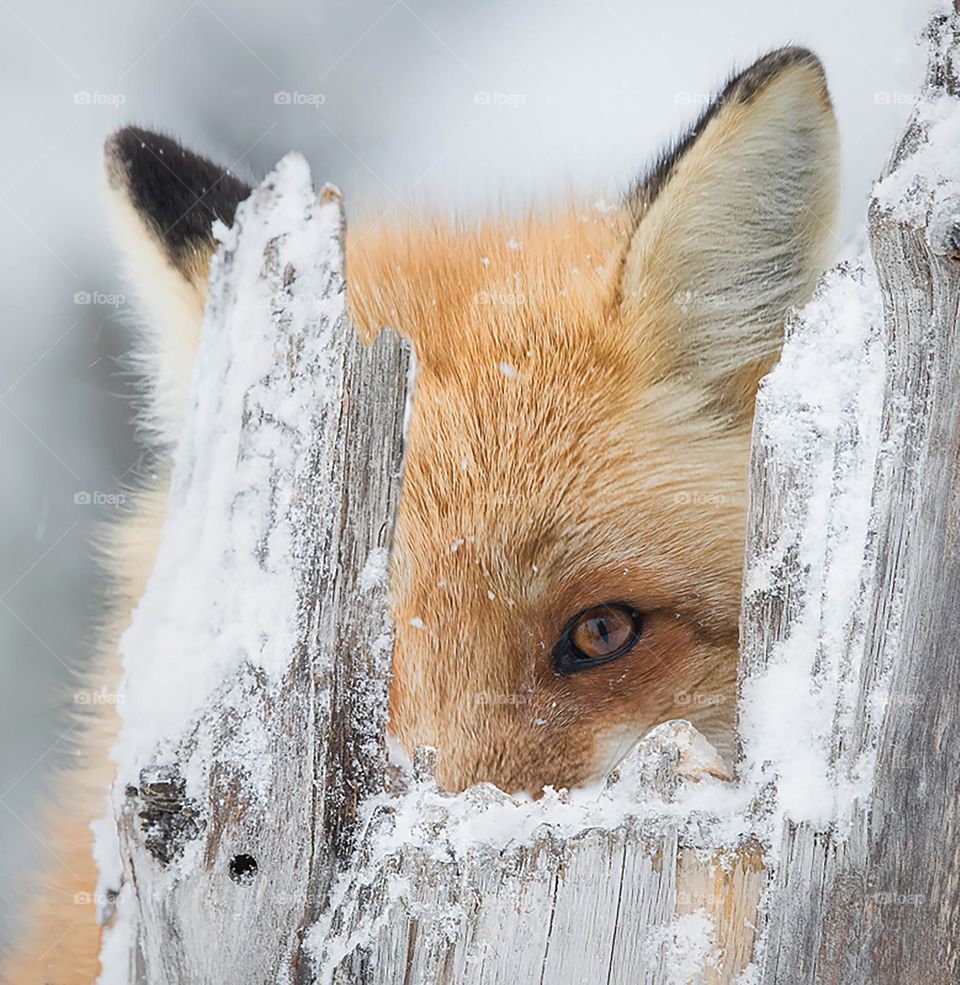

555,604,642,675
572,606,637,659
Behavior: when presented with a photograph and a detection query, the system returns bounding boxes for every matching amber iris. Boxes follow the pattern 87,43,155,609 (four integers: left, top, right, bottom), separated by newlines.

554,603,644,675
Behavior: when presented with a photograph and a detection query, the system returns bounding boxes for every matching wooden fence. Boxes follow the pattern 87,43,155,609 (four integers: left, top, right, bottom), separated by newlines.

102,9,960,983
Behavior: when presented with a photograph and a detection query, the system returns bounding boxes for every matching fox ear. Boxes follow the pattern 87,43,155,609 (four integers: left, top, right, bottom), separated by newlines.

619,48,839,422
104,126,252,441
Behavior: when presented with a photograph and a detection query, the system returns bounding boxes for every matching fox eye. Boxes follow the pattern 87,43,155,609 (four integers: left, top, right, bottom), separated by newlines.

554,603,644,675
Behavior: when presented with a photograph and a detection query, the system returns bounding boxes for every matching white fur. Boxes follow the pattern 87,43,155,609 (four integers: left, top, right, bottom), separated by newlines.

105,181,206,446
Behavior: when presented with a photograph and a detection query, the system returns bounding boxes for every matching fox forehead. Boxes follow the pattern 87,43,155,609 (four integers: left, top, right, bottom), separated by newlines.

349,209,749,638
347,206,625,364
398,369,747,605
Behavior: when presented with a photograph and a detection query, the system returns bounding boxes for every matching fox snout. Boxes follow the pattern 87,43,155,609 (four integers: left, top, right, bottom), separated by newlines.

389,600,742,796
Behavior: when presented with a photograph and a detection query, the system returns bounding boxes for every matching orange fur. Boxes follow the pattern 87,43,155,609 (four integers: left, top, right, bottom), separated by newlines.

349,208,750,792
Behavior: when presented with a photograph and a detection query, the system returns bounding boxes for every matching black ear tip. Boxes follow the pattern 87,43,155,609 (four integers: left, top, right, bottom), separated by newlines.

751,45,823,71
103,125,253,263
730,47,828,104
626,46,831,217
104,125,158,190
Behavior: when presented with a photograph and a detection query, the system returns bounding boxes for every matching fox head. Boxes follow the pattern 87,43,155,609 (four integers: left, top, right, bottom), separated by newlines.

105,48,837,796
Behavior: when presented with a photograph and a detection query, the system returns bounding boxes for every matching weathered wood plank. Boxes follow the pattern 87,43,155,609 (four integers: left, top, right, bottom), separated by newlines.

743,9,960,983
607,826,678,985
109,155,409,984
303,723,761,985
676,844,766,984
815,13,960,974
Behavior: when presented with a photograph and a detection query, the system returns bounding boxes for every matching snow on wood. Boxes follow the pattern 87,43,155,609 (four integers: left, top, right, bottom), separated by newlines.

104,8,960,983
303,722,762,985
740,7,960,981
811,9,960,977
738,256,885,821
103,154,410,984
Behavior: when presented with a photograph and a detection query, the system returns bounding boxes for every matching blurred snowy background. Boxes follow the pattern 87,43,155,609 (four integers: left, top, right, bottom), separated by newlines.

0,0,927,946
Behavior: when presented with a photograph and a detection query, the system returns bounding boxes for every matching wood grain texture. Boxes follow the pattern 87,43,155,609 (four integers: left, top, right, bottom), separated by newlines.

305,732,761,985
744,11,960,984
114,162,410,985
814,18,960,975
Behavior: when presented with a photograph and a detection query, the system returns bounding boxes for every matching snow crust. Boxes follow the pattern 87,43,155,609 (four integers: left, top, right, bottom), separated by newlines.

739,260,886,826
873,7,960,237
112,153,344,787
639,910,719,984
874,94,960,228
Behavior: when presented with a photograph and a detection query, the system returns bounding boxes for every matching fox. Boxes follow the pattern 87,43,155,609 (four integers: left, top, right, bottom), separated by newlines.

1,47,838,984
